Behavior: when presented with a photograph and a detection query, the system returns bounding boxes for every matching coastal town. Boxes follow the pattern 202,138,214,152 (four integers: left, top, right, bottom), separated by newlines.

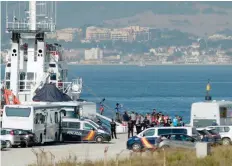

1,25,232,65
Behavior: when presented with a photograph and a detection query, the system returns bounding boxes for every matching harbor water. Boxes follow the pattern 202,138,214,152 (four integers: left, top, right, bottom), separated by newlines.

1,65,232,123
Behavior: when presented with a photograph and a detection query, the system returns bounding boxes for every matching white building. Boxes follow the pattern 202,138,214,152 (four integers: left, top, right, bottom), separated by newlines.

84,48,103,60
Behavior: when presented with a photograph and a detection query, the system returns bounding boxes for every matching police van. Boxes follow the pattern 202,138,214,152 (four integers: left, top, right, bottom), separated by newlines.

127,126,199,151
61,118,111,143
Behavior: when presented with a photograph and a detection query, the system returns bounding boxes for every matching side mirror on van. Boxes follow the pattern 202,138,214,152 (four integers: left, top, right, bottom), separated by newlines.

92,128,95,131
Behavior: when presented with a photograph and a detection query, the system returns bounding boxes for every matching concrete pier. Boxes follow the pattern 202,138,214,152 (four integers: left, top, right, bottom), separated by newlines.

1,134,131,166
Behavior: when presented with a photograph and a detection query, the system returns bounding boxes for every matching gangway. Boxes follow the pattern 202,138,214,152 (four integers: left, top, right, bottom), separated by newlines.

96,113,128,134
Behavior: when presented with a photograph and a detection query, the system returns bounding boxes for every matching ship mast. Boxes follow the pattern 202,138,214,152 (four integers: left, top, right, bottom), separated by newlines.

5,1,56,102
29,1,36,31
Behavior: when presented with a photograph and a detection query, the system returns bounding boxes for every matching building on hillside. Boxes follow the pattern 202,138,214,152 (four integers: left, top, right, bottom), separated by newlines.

110,29,133,42
84,48,103,60
86,26,111,41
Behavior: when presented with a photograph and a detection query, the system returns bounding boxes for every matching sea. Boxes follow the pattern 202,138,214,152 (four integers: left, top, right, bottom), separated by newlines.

1,65,232,123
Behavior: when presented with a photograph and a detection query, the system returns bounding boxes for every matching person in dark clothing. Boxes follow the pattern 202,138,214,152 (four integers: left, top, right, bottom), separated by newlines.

143,117,150,129
123,111,130,122
97,119,102,126
135,120,142,134
164,119,171,127
110,119,117,139
127,118,134,138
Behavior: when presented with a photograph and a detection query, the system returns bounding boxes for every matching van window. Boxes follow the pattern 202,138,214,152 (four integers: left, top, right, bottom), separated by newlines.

225,127,230,132
158,128,187,135
173,129,187,134
215,127,230,133
158,129,172,135
193,119,216,127
5,107,31,117
84,123,94,130
143,129,155,137
68,122,80,129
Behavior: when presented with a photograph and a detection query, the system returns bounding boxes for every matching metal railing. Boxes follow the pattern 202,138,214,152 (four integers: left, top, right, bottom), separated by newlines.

6,22,55,32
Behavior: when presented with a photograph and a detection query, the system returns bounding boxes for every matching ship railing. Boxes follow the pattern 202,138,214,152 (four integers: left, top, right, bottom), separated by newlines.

6,22,55,32
58,80,82,94
58,82,72,93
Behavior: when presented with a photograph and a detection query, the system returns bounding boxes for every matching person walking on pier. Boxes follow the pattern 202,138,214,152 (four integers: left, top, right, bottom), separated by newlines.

110,119,117,139
128,117,134,138
135,120,142,134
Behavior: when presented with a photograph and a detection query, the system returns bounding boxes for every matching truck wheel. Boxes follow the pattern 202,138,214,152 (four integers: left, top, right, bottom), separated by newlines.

95,136,103,143
222,138,231,145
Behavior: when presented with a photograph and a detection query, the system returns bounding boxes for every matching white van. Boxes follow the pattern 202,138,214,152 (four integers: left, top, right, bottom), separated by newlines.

137,126,199,139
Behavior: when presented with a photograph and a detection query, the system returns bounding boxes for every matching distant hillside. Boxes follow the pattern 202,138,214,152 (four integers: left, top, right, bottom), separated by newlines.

1,1,232,44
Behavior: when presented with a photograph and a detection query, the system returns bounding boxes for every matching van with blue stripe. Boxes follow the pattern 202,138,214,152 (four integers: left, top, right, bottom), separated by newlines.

127,126,200,151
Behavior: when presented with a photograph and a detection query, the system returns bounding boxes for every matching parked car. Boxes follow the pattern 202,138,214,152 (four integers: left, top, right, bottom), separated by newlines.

205,128,222,145
1,140,7,150
18,130,37,147
196,128,217,145
157,133,198,149
127,128,158,152
0,128,22,148
127,126,200,152
208,126,232,145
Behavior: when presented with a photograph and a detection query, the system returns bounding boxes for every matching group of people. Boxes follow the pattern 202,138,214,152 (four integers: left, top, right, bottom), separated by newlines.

110,109,185,139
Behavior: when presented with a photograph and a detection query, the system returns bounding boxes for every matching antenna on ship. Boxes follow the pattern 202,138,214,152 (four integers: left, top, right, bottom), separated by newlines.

205,79,212,101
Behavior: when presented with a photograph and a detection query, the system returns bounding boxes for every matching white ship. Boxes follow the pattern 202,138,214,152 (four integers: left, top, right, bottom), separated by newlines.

3,1,82,102
1,1,127,134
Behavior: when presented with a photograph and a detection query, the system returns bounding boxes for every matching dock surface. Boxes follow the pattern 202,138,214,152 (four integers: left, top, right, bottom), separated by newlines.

1,134,131,166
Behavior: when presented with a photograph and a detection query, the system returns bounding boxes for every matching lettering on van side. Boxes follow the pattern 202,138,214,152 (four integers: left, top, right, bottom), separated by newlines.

67,131,82,136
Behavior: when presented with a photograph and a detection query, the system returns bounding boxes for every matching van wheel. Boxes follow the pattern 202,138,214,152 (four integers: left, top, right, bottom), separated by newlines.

222,138,231,145
132,143,141,152
6,141,12,148
161,145,170,149
95,136,103,143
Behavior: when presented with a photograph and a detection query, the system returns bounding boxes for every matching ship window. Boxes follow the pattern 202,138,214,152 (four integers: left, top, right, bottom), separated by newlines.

5,72,10,80
50,73,56,80
13,49,17,53
7,63,11,67
5,81,10,89
20,72,26,80
27,73,34,80
26,82,33,90
19,82,25,90
49,64,56,68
